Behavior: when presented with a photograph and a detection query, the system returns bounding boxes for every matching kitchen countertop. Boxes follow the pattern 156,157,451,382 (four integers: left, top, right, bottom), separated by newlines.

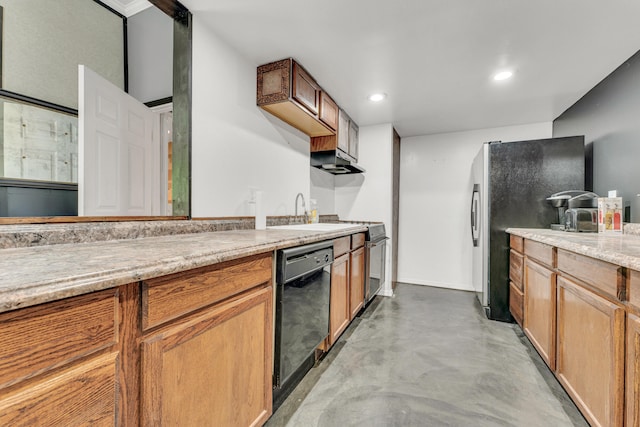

507,227,640,271
0,225,367,314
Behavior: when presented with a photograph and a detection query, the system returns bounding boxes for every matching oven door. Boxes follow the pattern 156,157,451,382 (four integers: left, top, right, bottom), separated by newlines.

365,237,388,303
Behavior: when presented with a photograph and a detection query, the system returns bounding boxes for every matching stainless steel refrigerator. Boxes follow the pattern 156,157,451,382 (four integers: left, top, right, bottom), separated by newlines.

471,136,585,321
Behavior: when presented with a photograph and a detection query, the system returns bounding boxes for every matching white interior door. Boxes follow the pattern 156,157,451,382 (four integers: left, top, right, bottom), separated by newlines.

78,65,159,216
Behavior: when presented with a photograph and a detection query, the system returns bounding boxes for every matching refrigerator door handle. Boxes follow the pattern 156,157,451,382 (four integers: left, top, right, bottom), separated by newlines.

471,184,480,247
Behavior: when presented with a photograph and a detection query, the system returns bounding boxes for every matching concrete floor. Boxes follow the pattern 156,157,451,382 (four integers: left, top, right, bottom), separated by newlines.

266,283,588,427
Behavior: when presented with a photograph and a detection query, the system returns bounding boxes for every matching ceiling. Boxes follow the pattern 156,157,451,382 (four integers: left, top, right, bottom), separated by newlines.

101,0,151,17
149,0,640,138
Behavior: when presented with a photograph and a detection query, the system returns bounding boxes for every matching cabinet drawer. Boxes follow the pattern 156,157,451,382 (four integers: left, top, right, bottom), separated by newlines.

142,253,272,330
509,249,524,290
0,289,119,389
351,233,365,250
0,352,118,426
509,281,524,327
334,236,351,258
524,239,555,267
629,269,640,311
510,234,524,253
557,249,623,301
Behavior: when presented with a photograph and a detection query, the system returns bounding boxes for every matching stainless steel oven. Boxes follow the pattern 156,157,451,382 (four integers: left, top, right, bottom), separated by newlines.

273,240,333,410
364,223,388,304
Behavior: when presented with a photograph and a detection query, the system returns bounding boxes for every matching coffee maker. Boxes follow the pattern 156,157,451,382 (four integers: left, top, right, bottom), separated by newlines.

546,190,598,231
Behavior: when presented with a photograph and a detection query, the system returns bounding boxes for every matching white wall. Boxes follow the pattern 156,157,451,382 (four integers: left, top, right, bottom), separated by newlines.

336,123,394,296
128,6,173,103
191,17,312,217
310,167,335,215
398,122,552,291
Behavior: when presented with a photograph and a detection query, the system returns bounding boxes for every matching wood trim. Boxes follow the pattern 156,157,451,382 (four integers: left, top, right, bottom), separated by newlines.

629,269,640,311
627,313,640,427
118,283,140,426
147,0,190,21
0,216,188,225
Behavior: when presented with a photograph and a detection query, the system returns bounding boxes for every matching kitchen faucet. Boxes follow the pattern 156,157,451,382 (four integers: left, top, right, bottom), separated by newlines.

295,193,307,221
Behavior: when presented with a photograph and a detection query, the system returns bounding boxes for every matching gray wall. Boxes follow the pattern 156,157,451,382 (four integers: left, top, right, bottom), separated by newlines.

0,0,124,109
553,49,640,218
127,7,173,103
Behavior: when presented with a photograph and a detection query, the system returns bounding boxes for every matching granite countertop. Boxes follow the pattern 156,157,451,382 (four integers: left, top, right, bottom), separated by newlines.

507,228,640,271
0,225,367,314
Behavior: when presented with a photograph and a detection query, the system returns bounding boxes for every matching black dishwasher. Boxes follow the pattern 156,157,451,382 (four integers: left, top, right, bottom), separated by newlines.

273,240,333,410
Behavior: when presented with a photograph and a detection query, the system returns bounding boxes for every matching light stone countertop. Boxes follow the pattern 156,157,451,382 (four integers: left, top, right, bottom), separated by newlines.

0,226,367,314
506,228,640,271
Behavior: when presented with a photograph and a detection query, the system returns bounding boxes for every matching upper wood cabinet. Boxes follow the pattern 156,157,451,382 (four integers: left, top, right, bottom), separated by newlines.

292,61,320,115
310,108,360,162
257,58,334,137
319,91,338,131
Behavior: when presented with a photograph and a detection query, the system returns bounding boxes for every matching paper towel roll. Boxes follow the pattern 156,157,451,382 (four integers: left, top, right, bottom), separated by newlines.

255,191,266,230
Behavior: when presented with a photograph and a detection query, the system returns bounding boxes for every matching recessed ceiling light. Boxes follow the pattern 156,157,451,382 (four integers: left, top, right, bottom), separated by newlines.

493,71,513,81
368,93,387,102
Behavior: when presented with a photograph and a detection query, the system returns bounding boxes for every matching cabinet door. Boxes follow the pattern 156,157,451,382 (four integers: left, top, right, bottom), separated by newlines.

348,120,359,161
329,253,350,345
319,92,338,131
350,246,365,320
337,109,350,154
556,276,625,427
523,258,556,369
292,62,319,115
140,286,273,427
627,313,640,427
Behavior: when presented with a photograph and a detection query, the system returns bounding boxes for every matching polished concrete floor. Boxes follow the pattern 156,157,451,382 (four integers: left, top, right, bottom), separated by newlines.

266,283,588,427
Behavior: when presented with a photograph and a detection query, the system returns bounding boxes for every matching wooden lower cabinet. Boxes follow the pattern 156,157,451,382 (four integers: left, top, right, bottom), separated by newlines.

0,288,125,426
140,285,273,427
329,253,350,346
627,313,640,427
556,276,625,427
523,258,556,369
349,246,365,320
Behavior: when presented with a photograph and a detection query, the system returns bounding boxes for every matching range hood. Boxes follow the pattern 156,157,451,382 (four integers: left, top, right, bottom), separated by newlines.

310,150,365,175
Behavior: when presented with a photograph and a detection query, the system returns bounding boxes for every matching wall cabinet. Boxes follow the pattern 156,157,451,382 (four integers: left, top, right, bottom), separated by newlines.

310,109,359,162
256,58,334,137
556,275,625,427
